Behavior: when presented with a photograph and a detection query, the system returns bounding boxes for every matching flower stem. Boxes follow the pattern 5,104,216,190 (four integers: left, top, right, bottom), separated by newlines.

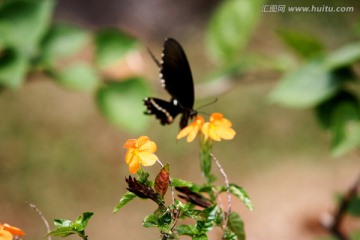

200,134,214,185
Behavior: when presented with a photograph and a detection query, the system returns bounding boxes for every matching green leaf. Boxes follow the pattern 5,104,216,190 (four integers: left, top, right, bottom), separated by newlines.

113,191,137,213
95,29,139,68
96,78,150,133
176,225,196,236
47,227,77,237
0,48,28,89
143,214,159,228
227,212,245,240
183,210,207,221
323,42,360,70
316,91,360,156
229,184,253,211
40,23,89,67
195,205,217,234
52,62,100,91
0,0,55,55
171,178,197,190
269,61,340,108
193,235,208,240
277,29,324,59
206,0,264,64
48,212,93,238
54,219,72,228
74,212,93,231
348,195,360,216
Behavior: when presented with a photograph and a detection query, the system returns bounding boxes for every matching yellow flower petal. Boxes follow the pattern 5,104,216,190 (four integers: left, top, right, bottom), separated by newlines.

137,136,150,147
124,139,137,149
0,229,12,240
177,116,204,142
138,139,157,153
139,152,158,166
128,158,140,174
125,149,136,164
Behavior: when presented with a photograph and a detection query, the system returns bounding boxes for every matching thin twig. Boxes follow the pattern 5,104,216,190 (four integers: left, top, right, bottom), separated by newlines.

322,172,360,240
27,202,52,240
211,153,232,230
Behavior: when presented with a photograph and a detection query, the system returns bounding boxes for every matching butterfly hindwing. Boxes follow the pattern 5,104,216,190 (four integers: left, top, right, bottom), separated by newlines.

144,97,182,126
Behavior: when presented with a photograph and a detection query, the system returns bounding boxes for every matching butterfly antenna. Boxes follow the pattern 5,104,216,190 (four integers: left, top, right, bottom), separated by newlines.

195,98,218,112
147,47,161,67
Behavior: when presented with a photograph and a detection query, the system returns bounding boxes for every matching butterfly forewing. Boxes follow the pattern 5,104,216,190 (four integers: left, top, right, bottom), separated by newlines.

160,38,194,109
144,38,196,129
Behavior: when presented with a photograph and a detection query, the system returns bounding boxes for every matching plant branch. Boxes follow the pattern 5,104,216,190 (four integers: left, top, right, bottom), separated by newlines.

322,172,360,240
211,153,232,230
27,202,52,240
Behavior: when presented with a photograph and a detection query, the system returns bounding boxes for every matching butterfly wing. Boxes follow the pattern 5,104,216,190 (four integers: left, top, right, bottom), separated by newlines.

160,38,195,109
144,97,182,126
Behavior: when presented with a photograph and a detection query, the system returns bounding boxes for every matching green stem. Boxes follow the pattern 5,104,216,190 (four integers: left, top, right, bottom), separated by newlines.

199,134,214,185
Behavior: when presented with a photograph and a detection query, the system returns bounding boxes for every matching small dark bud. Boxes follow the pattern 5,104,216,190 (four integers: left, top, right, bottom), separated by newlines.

125,176,164,206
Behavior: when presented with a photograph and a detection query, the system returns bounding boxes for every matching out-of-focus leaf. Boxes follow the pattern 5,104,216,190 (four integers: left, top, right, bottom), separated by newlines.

269,61,340,108
96,78,150,133
348,195,360,216
229,184,253,211
94,29,139,68
206,0,264,64
227,212,245,240
317,91,360,156
52,62,100,91
113,191,136,213
0,48,28,89
41,23,89,66
323,42,360,70
277,29,324,59
0,0,54,55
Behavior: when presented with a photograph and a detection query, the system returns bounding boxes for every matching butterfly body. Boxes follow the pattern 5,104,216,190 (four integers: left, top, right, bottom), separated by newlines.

144,38,197,129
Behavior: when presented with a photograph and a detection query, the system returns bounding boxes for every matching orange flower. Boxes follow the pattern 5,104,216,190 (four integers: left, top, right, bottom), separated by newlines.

124,136,159,174
176,116,205,142
0,223,25,240
201,113,236,141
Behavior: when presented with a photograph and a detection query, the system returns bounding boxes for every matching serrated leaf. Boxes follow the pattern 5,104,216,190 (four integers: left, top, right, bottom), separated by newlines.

41,23,89,66
0,48,28,89
52,62,100,91
113,191,136,213
0,0,54,55
277,29,324,59
229,184,253,211
95,29,139,68
96,78,150,133
206,0,264,64
269,61,340,108
227,212,245,240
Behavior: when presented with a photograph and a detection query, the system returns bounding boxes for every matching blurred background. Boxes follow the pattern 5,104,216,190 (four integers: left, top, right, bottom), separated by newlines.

1,0,360,239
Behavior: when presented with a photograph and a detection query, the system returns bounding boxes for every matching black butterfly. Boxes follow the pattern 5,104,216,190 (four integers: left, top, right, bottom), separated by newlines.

144,38,197,129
